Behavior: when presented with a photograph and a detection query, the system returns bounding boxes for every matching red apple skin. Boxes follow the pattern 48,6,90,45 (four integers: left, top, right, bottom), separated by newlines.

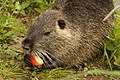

29,55,43,66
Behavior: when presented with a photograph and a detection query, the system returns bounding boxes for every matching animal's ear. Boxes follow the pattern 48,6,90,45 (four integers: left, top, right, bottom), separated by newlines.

52,0,114,25
52,0,65,10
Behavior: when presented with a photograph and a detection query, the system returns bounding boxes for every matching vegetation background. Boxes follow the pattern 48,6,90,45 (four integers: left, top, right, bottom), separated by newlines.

0,0,120,80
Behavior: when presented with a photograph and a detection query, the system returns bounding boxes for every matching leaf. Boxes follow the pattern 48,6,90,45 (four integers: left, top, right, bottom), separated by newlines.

10,60,15,66
113,27,120,39
106,36,115,41
19,10,26,16
104,46,112,70
33,0,43,3
106,43,116,51
4,31,14,37
114,56,120,67
15,1,21,10
34,8,42,13
20,0,32,10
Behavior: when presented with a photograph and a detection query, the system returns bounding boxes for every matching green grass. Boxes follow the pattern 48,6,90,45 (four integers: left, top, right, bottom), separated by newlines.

103,11,120,70
0,0,120,80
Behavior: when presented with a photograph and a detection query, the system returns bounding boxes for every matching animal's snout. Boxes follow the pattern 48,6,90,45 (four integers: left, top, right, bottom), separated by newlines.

22,38,33,51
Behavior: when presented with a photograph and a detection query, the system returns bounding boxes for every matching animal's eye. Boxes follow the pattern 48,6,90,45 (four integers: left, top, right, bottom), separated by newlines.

58,20,65,29
44,32,51,36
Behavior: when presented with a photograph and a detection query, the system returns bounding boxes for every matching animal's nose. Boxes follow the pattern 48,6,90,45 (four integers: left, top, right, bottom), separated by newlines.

22,38,32,51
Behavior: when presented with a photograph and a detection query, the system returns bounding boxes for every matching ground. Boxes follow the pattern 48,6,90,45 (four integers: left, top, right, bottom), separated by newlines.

0,42,120,80
0,3,120,79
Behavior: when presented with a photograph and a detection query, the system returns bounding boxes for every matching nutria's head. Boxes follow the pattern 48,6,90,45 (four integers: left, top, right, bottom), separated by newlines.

22,10,81,69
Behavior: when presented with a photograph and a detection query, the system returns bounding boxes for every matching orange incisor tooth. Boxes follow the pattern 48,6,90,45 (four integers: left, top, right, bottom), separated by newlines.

30,55,44,66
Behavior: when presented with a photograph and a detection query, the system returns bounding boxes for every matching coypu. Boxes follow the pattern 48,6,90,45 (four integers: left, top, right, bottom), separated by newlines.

22,0,114,70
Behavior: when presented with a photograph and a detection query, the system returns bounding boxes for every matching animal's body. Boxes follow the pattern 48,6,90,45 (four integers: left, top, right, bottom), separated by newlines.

22,0,114,69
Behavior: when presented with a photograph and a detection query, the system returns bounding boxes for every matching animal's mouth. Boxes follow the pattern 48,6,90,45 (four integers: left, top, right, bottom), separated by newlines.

24,48,58,71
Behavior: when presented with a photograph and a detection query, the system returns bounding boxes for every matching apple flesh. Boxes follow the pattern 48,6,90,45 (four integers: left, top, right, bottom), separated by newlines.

29,55,44,66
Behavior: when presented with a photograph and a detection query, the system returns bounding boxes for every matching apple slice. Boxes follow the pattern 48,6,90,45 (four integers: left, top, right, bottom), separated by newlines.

29,55,44,66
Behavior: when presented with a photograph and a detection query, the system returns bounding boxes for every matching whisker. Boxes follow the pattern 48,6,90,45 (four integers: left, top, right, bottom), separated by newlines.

35,50,47,66
32,50,37,56
37,47,58,67
33,50,43,60
41,51,54,63
46,52,58,67
32,50,45,64
35,45,60,68
35,48,51,68
41,52,57,67
46,51,62,67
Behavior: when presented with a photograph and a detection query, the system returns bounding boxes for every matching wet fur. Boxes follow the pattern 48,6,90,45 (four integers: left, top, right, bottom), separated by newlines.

22,0,114,68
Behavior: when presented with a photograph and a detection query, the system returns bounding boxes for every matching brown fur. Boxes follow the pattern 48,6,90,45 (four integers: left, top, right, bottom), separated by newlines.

22,0,114,68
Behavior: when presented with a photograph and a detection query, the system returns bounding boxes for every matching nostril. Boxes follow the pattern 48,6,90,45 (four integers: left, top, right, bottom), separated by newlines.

22,38,31,51
22,38,30,44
